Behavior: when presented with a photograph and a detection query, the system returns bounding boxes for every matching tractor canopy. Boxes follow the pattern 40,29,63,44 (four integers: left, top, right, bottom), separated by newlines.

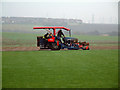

33,27,71,36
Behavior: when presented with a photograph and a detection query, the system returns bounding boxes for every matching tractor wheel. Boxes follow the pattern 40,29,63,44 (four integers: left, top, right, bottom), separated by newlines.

50,43,60,50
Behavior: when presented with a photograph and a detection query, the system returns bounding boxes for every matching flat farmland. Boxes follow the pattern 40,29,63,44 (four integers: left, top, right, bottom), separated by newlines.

2,32,119,88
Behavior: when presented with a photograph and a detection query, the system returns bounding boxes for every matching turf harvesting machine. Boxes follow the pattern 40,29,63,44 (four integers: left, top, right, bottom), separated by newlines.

33,27,89,50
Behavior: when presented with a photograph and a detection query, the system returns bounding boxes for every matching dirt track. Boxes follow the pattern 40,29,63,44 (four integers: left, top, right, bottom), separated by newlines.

1,46,119,51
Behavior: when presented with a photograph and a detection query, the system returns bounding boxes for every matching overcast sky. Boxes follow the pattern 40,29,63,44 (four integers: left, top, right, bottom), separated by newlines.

1,0,119,24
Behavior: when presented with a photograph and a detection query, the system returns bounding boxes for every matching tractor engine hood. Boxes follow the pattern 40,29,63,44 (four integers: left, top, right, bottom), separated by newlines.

63,37,78,43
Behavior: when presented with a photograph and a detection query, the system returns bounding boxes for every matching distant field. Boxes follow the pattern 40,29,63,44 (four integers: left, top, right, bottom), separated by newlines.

2,23,118,34
2,32,118,47
2,24,41,33
2,50,118,88
2,32,40,47
73,35,118,42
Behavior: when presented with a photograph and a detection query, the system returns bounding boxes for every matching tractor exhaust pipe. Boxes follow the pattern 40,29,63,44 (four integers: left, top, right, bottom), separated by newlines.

69,30,71,37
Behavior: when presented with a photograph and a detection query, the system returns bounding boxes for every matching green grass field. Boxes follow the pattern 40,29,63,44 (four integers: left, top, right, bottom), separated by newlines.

2,50,118,88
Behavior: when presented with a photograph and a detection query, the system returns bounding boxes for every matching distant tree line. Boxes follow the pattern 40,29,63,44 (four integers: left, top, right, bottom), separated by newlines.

2,17,82,26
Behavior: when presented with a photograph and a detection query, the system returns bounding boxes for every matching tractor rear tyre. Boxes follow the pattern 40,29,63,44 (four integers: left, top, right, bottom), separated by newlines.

50,43,60,50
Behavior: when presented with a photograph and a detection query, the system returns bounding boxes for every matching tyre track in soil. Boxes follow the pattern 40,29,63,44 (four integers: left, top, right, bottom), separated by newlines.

1,46,119,51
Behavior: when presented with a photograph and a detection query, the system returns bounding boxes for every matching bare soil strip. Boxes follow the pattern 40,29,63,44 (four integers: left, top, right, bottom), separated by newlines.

1,46,119,51
2,47,39,51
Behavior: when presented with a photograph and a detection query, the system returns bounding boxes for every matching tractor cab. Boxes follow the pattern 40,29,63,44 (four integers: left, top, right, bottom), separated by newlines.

33,27,89,50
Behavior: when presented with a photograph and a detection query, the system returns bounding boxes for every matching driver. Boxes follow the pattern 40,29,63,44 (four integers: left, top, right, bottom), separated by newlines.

57,29,65,37
57,29,65,43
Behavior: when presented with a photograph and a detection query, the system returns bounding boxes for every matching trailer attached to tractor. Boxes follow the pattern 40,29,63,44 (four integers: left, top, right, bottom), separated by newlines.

33,27,89,50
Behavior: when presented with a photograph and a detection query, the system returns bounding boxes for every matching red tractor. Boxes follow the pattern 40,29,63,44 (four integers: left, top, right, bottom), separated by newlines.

33,27,89,50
